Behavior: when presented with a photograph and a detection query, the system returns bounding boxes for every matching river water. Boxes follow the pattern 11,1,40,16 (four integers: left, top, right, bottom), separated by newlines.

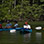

0,30,44,44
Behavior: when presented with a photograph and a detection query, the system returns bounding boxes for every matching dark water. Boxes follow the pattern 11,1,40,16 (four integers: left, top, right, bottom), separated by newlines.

0,30,44,44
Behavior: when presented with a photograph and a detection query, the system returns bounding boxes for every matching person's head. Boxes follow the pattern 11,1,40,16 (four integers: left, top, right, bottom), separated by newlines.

14,21,18,24
7,21,10,24
25,22,28,25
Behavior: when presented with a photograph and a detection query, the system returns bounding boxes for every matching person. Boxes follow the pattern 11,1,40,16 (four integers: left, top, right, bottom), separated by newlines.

23,22,31,29
6,21,12,29
14,21,18,28
0,21,2,29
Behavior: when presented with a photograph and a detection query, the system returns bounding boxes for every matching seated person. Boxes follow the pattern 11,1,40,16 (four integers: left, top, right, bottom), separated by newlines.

0,22,2,29
14,21,18,28
6,21,12,29
23,22,31,29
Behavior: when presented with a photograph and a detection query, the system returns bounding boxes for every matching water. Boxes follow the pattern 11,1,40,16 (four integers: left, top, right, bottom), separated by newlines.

0,30,44,44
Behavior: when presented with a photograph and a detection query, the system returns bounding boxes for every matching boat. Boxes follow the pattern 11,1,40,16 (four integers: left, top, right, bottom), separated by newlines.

0,28,32,33
20,29,32,33
35,26,42,30
10,29,16,33
0,28,22,31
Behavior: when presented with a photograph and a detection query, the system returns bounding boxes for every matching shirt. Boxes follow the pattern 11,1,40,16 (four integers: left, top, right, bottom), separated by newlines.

6,23,12,27
14,24,18,27
23,25,31,29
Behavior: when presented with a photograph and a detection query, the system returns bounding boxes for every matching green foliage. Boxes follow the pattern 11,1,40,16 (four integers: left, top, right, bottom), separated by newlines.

0,0,44,21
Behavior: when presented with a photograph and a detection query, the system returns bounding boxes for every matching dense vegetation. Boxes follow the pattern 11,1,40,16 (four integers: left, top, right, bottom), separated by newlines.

0,0,44,21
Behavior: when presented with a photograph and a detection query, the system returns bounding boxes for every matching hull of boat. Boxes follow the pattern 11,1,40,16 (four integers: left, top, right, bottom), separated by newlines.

20,29,32,33
0,28,23,31
0,28,32,33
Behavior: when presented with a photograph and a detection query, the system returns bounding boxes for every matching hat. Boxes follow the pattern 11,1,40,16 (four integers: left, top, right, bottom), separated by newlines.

25,22,28,24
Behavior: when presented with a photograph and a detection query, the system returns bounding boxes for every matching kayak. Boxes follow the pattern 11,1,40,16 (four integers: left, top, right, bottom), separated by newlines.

35,27,42,30
0,28,32,33
0,28,22,31
20,29,32,33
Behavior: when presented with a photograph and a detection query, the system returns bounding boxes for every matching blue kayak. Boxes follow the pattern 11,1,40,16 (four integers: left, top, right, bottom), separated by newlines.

0,28,32,32
0,28,22,31
0,28,23,31
20,29,32,33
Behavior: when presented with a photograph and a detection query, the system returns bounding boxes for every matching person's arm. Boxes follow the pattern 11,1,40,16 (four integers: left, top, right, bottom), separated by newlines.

23,25,27,28
28,25,31,29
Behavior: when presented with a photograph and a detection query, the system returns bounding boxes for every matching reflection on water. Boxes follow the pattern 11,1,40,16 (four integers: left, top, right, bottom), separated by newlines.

10,32,16,35
0,31,43,44
36,32,42,44
23,33,31,43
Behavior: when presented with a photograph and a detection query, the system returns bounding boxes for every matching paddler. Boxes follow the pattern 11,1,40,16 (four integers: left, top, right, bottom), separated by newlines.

23,22,31,29
6,21,12,29
0,21,2,29
14,21,18,28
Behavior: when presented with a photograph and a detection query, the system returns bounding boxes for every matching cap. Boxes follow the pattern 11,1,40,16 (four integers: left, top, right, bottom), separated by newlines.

25,22,28,24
